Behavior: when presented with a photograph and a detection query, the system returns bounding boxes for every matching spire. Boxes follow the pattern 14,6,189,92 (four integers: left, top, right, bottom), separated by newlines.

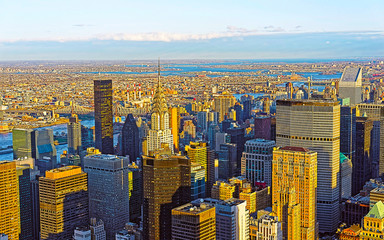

152,58,168,115
157,57,161,87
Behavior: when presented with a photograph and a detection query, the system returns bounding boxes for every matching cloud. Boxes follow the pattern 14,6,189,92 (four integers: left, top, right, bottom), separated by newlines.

1,28,383,43
72,24,94,27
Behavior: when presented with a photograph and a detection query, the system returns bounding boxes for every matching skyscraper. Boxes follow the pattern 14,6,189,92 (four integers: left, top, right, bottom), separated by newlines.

121,113,140,161
254,116,272,140
353,117,373,195
213,92,236,123
143,148,191,240
272,146,318,240
276,99,340,233
39,166,88,240
94,79,114,154
191,163,206,200
16,165,33,240
67,113,82,155
226,126,246,175
171,202,216,240
241,139,275,186
84,154,130,239
360,201,384,239
0,161,20,240
340,105,356,161
339,67,362,105
194,198,250,240
12,128,36,159
145,65,174,155
169,106,180,152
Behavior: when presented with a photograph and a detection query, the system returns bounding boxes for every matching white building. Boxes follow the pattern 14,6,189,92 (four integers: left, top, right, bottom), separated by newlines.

195,198,250,240
250,212,282,240
115,230,135,240
145,72,173,155
73,228,91,240
90,218,106,240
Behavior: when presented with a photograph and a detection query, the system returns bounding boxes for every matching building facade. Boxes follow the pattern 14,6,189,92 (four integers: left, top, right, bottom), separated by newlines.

39,166,88,240
84,155,130,239
94,79,114,154
121,113,141,161
276,99,340,233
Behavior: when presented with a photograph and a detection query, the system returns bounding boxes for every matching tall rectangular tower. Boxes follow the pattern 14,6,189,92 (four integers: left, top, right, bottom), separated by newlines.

0,161,20,240
67,114,82,155
39,166,88,240
143,150,191,240
272,147,318,240
84,154,130,239
276,99,340,233
94,80,114,154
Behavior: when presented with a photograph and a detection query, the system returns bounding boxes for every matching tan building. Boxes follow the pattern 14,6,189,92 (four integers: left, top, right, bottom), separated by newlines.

0,161,20,240
213,92,236,122
172,202,216,240
360,201,384,240
143,147,191,240
39,166,88,240
211,180,235,200
272,146,318,240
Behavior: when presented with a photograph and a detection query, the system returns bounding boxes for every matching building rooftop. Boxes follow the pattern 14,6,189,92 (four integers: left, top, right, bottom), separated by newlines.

45,165,82,180
276,99,339,106
280,146,311,152
367,201,384,219
173,202,215,214
341,67,361,83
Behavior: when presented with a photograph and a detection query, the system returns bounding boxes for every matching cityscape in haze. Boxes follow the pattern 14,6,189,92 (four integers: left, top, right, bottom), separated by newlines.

1,0,384,240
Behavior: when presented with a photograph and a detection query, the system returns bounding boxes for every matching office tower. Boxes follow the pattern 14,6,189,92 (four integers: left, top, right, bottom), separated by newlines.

226,126,245,175
243,100,252,121
142,149,191,240
84,155,130,239
81,125,94,150
241,139,275,186
276,99,340,233
353,117,373,195
215,132,229,151
272,147,318,240
206,147,216,197
0,162,20,240
171,202,216,240
360,201,384,239
183,120,196,139
197,110,208,132
191,163,206,200
121,114,140,161
270,117,276,141
35,129,57,173
263,98,270,114
217,143,237,179
254,116,272,140
356,103,382,178
12,128,36,159
128,163,142,224
169,106,180,152
185,142,207,177
94,79,114,154
16,166,33,240
90,218,106,240
145,71,174,156
39,166,88,240
221,119,234,133
340,105,356,161
234,102,243,121
73,227,91,240
340,153,353,199
339,67,362,105
208,123,220,148
213,92,236,122
195,198,250,240
211,180,235,200
249,211,282,240
67,113,82,155
31,177,40,240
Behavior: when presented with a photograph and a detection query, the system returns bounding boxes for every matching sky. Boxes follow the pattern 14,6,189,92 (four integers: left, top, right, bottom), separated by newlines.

0,0,383,60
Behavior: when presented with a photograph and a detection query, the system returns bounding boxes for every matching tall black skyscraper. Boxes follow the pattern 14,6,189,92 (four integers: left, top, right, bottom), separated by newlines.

353,116,373,195
121,113,140,162
94,80,114,154
340,105,356,161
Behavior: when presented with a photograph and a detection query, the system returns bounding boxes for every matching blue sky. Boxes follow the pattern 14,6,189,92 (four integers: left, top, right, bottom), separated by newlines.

0,0,383,60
